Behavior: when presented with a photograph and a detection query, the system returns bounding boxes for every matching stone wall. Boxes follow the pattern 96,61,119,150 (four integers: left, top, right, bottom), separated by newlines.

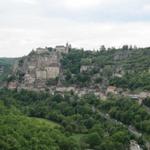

8,82,17,89
36,70,47,80
55,43,70,54
46,67,60,79
24,74,35,84
55,46,66,53
10,46,63,89
36,48,49,54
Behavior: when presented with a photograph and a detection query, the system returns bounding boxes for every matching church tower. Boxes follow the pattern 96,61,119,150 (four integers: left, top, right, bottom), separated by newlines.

65,43,71,53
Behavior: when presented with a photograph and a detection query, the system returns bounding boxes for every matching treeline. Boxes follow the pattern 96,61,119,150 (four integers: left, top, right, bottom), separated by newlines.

0,101,80,150
98,95,150,136
110,71,150,91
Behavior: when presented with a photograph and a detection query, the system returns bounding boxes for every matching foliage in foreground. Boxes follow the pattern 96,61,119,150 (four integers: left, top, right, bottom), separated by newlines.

0,89,148,149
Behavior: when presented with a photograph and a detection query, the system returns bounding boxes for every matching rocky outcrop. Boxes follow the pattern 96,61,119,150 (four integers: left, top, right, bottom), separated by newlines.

9,47,61,90
80,65,94,73
130,140,142,150
46,66,60,79
7,43,73,91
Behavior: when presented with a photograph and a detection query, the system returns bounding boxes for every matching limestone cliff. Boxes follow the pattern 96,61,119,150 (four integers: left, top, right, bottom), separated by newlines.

8,47,65,90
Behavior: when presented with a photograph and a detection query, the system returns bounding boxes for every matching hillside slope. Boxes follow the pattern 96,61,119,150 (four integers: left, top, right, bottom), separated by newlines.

0,89,147,150
0,46,150,149
4,46,150,97
0,57,17,84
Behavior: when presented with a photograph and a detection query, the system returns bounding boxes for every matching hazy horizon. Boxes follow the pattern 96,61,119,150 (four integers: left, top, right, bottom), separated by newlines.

0,0,150,57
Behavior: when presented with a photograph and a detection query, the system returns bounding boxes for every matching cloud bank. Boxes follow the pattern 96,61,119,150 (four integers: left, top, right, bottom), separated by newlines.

0,0,150,57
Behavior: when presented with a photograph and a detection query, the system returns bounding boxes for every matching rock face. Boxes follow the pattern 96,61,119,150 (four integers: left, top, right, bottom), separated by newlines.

10,47,63,90
46,66,60,79
7,43,72,90
130,140,142,150
80,65,94,73
36,70,47,80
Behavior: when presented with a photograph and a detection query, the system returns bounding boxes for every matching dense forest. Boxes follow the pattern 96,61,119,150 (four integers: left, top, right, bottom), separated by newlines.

61,47,150,91
0,58,17,83
0,89,149,150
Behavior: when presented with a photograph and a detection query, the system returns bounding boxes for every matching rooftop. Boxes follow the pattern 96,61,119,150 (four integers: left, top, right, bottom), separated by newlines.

55,45,65,48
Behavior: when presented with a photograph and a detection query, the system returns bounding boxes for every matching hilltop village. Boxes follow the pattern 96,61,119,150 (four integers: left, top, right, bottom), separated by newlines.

8,43,70,90
4,44,150,105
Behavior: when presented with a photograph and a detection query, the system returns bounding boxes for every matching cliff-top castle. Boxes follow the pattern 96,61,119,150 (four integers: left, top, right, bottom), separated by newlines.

8,43,71,90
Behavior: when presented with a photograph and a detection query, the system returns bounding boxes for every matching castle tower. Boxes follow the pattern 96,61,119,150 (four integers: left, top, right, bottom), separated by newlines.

65,42,71,53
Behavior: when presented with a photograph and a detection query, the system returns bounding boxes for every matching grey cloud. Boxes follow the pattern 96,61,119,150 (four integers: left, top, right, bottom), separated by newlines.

0,0,150,57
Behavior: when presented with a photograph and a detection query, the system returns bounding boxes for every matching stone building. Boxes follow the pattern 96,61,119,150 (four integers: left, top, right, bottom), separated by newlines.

46,66,60,79
36,48,49,54
106,86,118,94
55,43,71,54
8,82,17,89
36,70,47,80
8,44,72,90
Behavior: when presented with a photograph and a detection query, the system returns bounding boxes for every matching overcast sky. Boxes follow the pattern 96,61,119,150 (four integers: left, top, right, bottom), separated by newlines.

0,0,150,57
